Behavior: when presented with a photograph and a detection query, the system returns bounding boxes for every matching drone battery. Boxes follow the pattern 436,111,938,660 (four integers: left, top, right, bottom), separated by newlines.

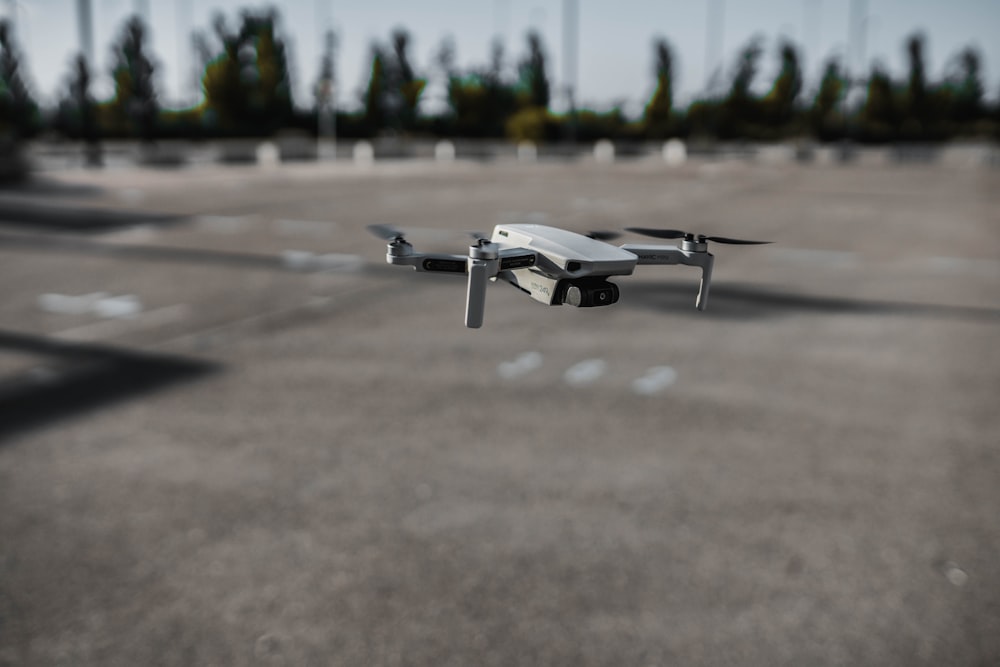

561,279,620,307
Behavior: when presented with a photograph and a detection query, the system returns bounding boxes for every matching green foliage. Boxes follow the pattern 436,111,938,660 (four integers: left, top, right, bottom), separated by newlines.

860,64,898,142
440,40,517,137
54,54,100,142
643,38,675,139
109,16,158,140
944,47,984,127
505,106,550,143
517,31,550,109
361,30,428,134
0,20,40,141
201,10,293,136
719,37,764,138
810,57,845,140
763,40,802,128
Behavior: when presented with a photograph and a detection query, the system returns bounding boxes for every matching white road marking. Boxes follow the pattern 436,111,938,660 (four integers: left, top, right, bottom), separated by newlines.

497,351,543,379
101,224,159,244
631,366,678,395
39,292,141,318
563,359,607,387
280,251,365,272
53,304,190,342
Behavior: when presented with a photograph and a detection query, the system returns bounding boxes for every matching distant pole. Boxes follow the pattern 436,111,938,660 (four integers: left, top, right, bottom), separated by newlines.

77,0,94,67
705,0,725,93
177,0,194,105
562,0,578,132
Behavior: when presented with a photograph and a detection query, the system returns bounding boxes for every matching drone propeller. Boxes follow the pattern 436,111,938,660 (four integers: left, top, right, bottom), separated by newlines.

625,227,770,245
367,224,407,241
586,230,622,241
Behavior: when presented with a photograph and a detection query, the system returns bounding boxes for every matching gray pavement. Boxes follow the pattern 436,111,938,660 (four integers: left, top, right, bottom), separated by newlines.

1,156,999,666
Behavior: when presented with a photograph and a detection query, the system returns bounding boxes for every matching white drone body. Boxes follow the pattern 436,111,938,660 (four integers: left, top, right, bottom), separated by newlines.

374,223,766,328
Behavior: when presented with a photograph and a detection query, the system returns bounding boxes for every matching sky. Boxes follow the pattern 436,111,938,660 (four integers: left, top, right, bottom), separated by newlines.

4,0,999,114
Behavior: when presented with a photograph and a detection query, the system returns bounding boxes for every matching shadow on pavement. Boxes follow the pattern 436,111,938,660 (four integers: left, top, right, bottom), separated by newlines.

622,280,1000,323
0,198,184,233
0,330,217,443
0,231,289,270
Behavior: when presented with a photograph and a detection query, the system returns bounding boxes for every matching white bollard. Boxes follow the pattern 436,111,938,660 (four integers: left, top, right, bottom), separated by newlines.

593,139,615,164
662,139,687,166
517,140,537,162
256,141,280,169
353,140,375,166
434,140,456,162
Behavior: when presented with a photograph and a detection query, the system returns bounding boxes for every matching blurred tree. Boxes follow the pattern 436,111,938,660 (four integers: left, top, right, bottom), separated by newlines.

860,63,898,141
517,30,550,109
388,29,426,131
720,36,764,138
201,10,293,135
763,39,802,129
442,38,517,137
110,16,158,141
810,57,845,141
945,47,983,127
0,19,39,141
903,33,928,129
643,37,674,139
362,45,387,132
360,30,427,134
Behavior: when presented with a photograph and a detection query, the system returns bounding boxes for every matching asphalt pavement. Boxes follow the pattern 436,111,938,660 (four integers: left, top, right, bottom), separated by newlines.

1,155,998,666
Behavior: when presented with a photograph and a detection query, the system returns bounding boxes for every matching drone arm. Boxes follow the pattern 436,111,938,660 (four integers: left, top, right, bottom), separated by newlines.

621,244,685,265
622,244,714,310
388,251,469,274
497,248,539,272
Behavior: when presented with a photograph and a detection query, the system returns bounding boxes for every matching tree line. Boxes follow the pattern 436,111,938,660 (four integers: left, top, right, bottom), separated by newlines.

0,9,997,147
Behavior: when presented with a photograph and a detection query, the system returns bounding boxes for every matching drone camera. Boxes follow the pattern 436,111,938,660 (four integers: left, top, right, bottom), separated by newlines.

560,278,620,308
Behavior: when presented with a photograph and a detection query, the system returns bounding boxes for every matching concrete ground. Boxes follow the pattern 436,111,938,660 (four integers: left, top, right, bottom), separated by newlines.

1,155,998,666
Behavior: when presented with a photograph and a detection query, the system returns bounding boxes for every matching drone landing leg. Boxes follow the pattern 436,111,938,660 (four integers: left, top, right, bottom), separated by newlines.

465,261,490,328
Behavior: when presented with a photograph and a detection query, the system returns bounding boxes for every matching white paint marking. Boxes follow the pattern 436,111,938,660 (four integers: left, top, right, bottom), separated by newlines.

497,351,543,380
39,292,142,319
93,294,142,319
54,304,190,342
631,366,678,395
101,224,159,244
281,250,365,272
563,359,607,387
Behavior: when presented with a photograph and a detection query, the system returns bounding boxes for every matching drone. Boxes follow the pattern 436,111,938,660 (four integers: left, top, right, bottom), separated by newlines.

368,223,770,328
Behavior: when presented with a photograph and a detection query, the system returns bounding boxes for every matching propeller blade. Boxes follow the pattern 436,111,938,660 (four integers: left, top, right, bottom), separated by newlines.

467,231,491,242
367,224,406,241
703,236,772,245
625,227,688,240
586,230,621,241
